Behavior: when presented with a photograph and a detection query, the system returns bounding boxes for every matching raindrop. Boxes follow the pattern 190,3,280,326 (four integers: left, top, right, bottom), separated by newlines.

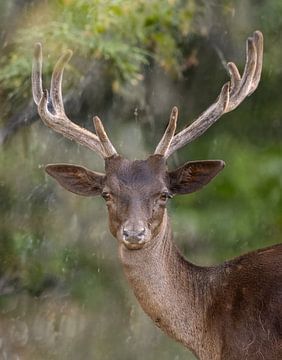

134,108,139,122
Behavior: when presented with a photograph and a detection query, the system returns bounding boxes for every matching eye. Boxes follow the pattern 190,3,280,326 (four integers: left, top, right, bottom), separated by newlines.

159,191,173,202
101,191,111,201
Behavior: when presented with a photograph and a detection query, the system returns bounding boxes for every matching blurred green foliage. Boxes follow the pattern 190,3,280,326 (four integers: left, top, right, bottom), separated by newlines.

0,0,195,102
0,0,281,359
173,136,282,263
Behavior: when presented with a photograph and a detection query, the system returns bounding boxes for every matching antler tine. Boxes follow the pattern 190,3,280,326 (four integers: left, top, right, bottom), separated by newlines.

227,62,241,94
154,106,178,156
50,49,73,114
248,30,263,95
226,36,257,111
227,31,263,99
166,31,263,158
32,44,112,159
93,116,117,157
32,43,43,105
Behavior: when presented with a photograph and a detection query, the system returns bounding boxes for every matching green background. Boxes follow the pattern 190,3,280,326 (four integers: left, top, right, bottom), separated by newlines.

0,1,281,359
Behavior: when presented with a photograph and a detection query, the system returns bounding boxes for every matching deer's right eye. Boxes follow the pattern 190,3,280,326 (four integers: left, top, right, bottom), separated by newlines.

102,192,111,201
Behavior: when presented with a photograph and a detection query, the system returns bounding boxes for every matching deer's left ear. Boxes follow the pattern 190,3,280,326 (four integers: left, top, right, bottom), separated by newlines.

168,160,225,195
45,164,105,196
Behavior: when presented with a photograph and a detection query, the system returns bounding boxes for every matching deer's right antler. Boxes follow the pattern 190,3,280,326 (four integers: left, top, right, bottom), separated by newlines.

32,43,117,159
154,31,263,158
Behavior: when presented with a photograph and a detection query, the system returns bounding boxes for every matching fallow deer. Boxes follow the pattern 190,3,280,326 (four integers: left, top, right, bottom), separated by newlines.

32,31,282,360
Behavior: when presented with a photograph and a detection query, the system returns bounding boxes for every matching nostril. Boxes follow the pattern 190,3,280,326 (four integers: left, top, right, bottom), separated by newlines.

138,228,146,237
122,227,146,243
123,229,130,238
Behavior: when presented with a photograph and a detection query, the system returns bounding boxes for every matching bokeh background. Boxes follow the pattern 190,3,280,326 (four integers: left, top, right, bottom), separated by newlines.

0,1,281,359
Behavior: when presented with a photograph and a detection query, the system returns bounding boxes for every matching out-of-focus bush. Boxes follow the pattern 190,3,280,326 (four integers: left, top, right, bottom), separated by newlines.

0,0,196,103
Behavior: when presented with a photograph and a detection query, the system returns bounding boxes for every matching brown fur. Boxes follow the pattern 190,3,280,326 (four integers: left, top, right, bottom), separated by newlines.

45,155,282,360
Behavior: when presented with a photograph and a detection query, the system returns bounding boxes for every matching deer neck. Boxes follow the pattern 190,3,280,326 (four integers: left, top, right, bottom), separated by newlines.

118,211,217,358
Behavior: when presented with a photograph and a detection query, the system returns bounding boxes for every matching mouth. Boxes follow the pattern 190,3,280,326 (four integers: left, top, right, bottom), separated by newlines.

122,238,146,250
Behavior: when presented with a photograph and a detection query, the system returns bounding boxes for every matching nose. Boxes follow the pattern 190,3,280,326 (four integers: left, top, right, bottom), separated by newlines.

122,227,146,244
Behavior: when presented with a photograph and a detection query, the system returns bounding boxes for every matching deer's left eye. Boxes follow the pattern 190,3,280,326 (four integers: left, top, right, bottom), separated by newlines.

159,191,173,202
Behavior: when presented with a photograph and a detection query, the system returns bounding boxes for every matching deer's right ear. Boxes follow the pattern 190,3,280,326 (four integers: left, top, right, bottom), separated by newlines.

45,164,105,196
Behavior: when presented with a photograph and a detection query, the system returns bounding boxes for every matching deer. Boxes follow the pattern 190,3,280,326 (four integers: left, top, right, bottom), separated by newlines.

31,30,282,360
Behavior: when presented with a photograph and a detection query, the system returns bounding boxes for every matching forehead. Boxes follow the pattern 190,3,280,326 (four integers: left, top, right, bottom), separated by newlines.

104,155,168,192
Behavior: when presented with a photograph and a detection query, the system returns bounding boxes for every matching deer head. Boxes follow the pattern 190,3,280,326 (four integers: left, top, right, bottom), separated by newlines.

32,31,263,251
45,154,224,250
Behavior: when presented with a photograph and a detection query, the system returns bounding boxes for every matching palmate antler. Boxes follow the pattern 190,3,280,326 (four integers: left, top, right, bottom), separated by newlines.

154,31,263,158
32,31,263,159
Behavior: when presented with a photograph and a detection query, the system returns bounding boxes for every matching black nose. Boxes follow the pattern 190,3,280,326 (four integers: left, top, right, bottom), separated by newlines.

123,228,146,243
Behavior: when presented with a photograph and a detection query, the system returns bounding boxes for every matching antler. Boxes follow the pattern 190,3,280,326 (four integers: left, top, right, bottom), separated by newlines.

33,31,263,161
32,43,117,159
154,106,178,157
156,31,263,158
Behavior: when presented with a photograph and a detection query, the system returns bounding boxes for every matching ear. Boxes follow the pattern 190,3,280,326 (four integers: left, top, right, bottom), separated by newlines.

45,164,105,196
169,160,225,195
